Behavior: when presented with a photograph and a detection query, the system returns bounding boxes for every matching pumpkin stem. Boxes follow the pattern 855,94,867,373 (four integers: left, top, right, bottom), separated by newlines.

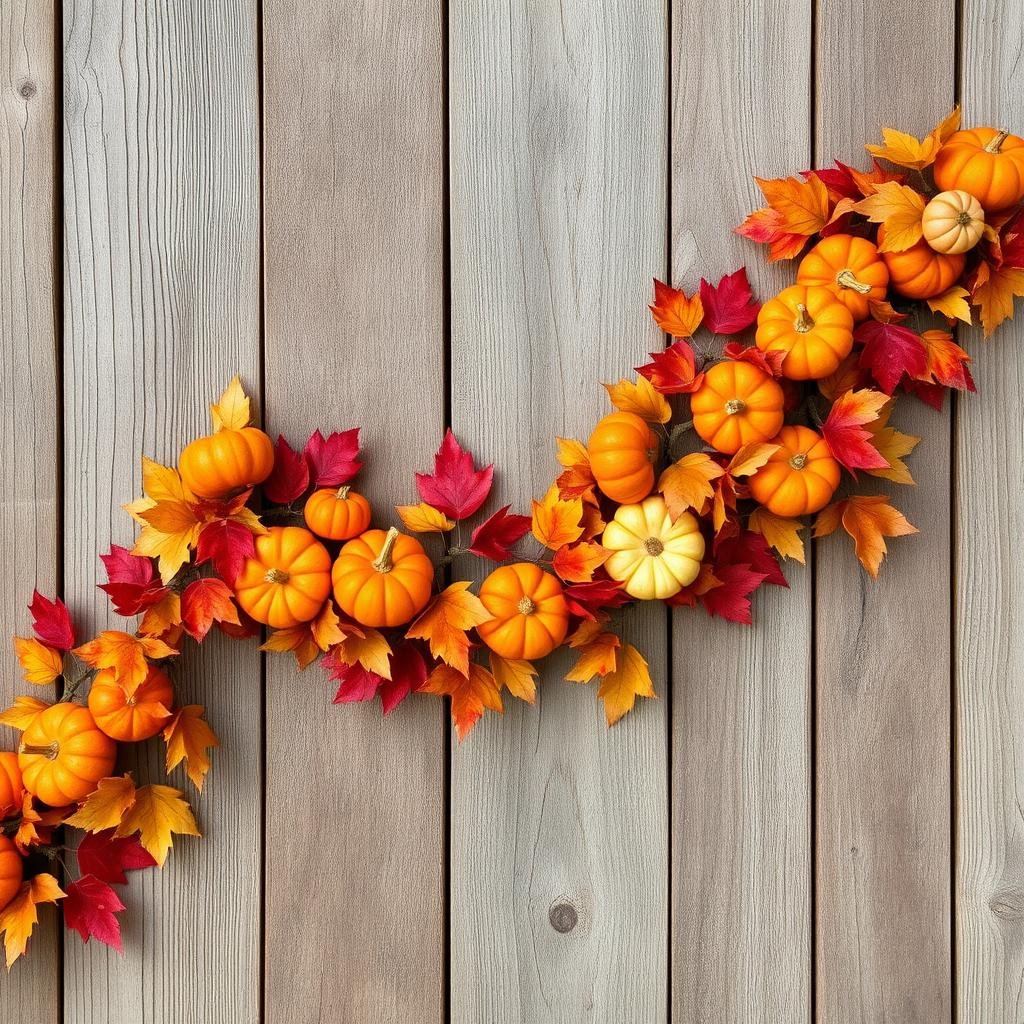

265,567,290,584
984,130,1009,154
836,269,872,295
20,741,59,761
956,210,974,226
789,452,808,470
373,527,401,574
335,485,351,500
517,596,536,616
643,537,665,556
793,303,815,333
724,398,747,415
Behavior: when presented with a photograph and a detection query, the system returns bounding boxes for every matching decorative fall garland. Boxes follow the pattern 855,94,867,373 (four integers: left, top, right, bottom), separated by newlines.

1,107,1022,964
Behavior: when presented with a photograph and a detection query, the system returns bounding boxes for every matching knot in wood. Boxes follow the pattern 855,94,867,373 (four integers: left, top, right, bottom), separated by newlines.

19,80,36,99
548,901,578,933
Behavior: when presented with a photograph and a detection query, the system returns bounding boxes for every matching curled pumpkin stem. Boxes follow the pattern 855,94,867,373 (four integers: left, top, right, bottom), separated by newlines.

373,526,401,574
335,485,351,500
836,269,872,294
20,742,59,760
985,130,1009,154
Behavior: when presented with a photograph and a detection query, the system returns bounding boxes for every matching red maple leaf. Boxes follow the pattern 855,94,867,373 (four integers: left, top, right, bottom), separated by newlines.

379,642,428,715
304,428,362,487
98,545,167,616
722,342,785,378
635,340,703,394
330,660,384,705
714,531,787,588
415,430,493,520
855,320,928,394
820,389,891,473
802,162,861,201
64,875,126,952
29,590,75,651
700,563,768,624
469,505,531,561
180,578,241,641
196,519,257,584
563,578,630,619
263,435,310,504
699,268,761,334
77,829,156,885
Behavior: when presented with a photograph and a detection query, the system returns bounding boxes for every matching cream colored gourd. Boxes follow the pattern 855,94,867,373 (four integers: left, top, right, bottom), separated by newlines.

921,189,985,254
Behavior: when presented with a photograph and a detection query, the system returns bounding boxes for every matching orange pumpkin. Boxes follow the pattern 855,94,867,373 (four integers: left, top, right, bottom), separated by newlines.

178,426,274,499
0,753,25,815
303,486,372,541
921,189,985,254
748,425,841,517
690,361,784,455
87,665,174,743
934,127,1024,212
0,836,22,913
795,234,889,321
588,412,659,504
234,526,332,628
476,563,569,661
332,527,434,628
18,703,117,807
877,226,965,299
755,285,854,380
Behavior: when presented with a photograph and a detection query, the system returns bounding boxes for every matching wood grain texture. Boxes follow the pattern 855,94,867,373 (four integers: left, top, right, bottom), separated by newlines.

670,2,812,1020
261,2,445,1021
814,2,955,1020
449,3,668,1020
0,2,59,1018
955,2,1024,1016
62,1,261,1020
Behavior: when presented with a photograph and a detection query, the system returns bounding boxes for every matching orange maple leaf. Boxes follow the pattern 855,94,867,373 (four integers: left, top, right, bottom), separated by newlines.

649,279,704,337
864,106,960,170
64,775,138,832
406,582,492,677
422,663,503,741
755,174,831,234
736,206,810,262
395,503,455,533
813,495,918,577
597,643,655,725
138,590,183,640
260,625,322,669
971,262,1024,336
564,631,620,683
0,873,65,967
0,695,49,731
926,285,973,325
488,653,538,704
658,453,725,520
329,627,392,678
73,631,178,697
12,637,63,686
163,706,220,791
552,541,609,583
531,485,584,551
748,508,806,564
854,182,926,251
603,376,672,424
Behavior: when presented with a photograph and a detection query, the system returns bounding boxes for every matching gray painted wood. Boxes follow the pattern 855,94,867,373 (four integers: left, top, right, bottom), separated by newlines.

814,1,955,1020
62,1,261,1020
261,2,446,1021
670,2,813,1020
0,2,60,1019
955,1,1024,1016
449,3,669,1020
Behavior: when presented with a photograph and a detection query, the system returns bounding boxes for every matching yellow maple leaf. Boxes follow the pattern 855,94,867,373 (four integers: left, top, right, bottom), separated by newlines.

554,437,589,469
603,376,672,424
531,485,584,550
866,409,920,486
12,637,63,686
73,631,178,697
972,263,1024,336
814,495,917,577
0,873,65,967
597,643,655,726
64,774,138,832
748,508,806,564
565,632,621,683
210,375,252,430
163,706,220,792
854,182,926,251
395,502,455,533
126,458,203,582
331,627,393,679
260,625,322,669
407,582,492,677
488,653,538,704
0,695,49,731
927,285,973,325
864,106,960,169
421,663,503,741
138,591,182,639
728,441,779,478
658,453,725,520
114,784,200,867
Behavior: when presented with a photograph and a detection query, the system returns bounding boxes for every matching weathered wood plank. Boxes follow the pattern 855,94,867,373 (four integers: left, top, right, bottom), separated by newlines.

670,3,813,1020
0,1,60,1017
62,1,261,1020
262,2,445,1021
955,2,1024,1015
449,3,668,1020
814,2,955,1020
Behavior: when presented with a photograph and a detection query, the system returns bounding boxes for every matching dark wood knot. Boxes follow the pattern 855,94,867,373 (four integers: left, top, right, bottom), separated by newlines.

18,80,36,100
548,902,578,933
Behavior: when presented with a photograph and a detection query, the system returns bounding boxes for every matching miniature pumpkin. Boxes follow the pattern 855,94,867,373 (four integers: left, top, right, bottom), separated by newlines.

332,527,434,628
934,127,1024,212
755,285,854,380
690,361,784,455
303,486,372,541
0,753,25,815
748,425,840,517
476,562,569,661
87,665,174,743
18,703,117,808
0,836,22,913
234,526,332,628
602,495,705,600
877,226,965,299
587,412,659,504
921,189,985,254
178,426,274,499
795,234,889,321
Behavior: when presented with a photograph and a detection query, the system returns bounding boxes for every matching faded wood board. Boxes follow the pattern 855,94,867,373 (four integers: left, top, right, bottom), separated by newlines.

0,2,60,1020
449,3,669,1020
261,2,446,1021
955,1,1024,1017
669,1,813,1019
62,1,261,1020
813,1,955,1020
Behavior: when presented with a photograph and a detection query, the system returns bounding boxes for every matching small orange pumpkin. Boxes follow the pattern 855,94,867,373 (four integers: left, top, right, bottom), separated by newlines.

755,285,854,380
88,665,174,743
934,127,1024,212
877,226,965,299
303,486,372,541
921,189,985,254
234,526,332,628
0,836,23,913
0,752,25,815
690,361,784,455
18,703,117,807
748,425,841,517
588,412,659,504
178,426,275,499
476,563,569,661
332,527,434,628
795,234,889,321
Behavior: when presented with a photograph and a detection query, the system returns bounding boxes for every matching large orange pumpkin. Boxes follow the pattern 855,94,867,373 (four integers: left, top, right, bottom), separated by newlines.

87,665,174,743
755,285,854,380
934,127,1024,212
234,526,332,628
796,234,889,321
178,426,274,499
0,753,25,815
476,563,569,661
877,226,965,299
748,425,840,517
18,703,117,808
587,412,659,504
0,836,22,913
332,527,434,628
303,486,372,541
690,361,784,455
